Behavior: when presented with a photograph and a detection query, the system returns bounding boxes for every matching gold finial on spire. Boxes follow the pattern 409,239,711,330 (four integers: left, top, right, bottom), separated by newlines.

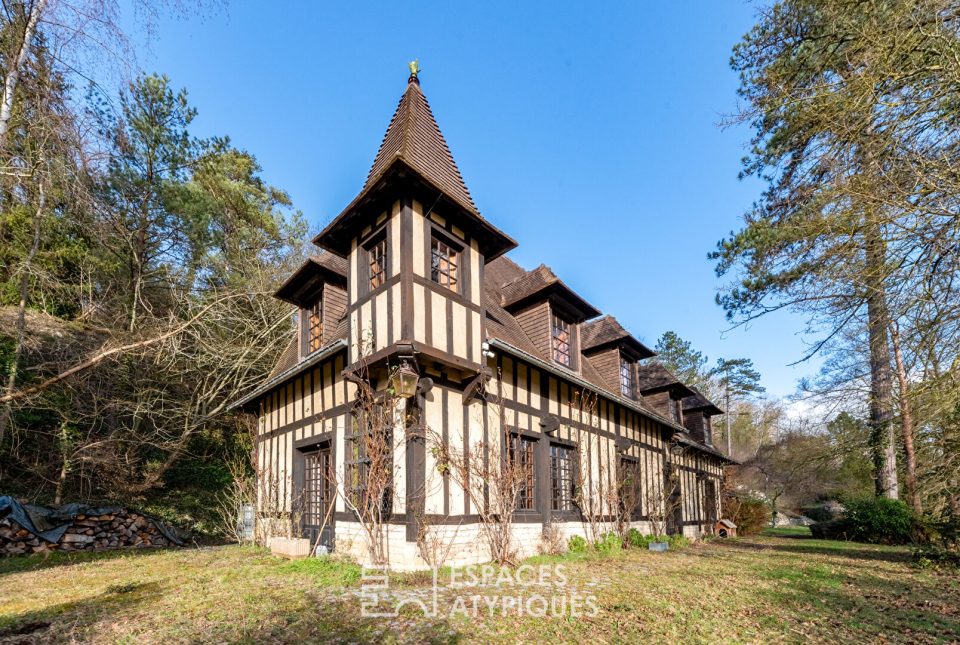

408,59,420,84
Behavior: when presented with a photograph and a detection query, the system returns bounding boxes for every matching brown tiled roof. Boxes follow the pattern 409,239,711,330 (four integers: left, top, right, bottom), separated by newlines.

482,286,542,357
580,315,655,358
311,252,348,277
682,387,724,415
313,78,516,261
268,337,299,379
499,263,600,321
485,256,526,290
366,79,477,215
274,252,348,305
636,362,693,396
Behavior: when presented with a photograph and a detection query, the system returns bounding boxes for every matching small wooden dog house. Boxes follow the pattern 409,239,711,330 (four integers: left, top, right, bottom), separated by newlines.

715,519,737,538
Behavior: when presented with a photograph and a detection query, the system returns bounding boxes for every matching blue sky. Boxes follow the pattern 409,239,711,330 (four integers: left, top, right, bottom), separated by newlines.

116,1,818,398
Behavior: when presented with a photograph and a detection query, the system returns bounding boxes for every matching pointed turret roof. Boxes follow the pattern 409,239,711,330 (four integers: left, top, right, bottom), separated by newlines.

365,77,478,215
314,71,516,260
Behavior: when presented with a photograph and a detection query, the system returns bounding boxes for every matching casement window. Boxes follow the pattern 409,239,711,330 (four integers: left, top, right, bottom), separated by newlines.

509,434,536,511
307,299,322,353
619,354,635,398
618,457,642,517
345,404,393,514
430,236,458,291
669,395,682,424
366,233,387,291
550,443,576,512
703,415,713,446
551,313,572,367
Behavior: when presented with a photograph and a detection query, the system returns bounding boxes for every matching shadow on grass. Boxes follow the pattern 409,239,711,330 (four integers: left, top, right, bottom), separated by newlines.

0,546,180,578
718,538,912,565
758,568,960,641
0,580,161,640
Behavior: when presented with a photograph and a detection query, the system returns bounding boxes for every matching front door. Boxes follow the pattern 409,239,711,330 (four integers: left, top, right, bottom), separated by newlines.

302,443,334,551
703,480,718,527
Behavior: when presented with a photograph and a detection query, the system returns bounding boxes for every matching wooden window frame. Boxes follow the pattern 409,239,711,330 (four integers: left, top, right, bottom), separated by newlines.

363,229,388,294
551,312,572,368
430,232,461,292
508,433,536,512
550,442,576,513
345,402,393,515
619,353,635,398
305,297,323,354
618,455,642,519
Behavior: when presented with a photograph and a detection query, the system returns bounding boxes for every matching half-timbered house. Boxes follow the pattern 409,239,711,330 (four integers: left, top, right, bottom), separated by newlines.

233,70,732,568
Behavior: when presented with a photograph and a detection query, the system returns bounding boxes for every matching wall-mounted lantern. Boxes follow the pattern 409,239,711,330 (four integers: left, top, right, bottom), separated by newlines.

390,360,420,398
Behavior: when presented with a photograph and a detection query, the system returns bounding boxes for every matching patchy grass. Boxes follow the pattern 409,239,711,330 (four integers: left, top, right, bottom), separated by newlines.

1,532,958,643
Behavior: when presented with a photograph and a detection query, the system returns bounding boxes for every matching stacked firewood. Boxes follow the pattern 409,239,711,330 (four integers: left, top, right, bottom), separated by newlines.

0,510,174,556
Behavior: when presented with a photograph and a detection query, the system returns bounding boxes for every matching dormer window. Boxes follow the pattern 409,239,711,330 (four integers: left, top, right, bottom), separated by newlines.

307,299,322,353
551,313,571,367
620,354,635,398
670,395,682,424
366,233,387,291
430,235,458,291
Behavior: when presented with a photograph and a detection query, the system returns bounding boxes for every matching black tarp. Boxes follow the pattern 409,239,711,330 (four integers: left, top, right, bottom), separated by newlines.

0,496,183,545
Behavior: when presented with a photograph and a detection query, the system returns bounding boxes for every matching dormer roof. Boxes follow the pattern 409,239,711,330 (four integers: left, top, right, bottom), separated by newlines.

274,253,348,307
581,315,655,359
682,387,724,416
635,362,695,397
500,264,600,322
313,75,516,261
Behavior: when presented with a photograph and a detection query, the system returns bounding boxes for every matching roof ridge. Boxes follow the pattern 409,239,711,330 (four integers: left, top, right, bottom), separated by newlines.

364,79,478,214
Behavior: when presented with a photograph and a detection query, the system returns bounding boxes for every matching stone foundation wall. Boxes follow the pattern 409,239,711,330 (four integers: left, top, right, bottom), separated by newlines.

322,518,685,570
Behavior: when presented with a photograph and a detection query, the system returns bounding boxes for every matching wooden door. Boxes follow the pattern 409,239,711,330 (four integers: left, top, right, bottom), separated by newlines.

302,443,334,551
703,480,718,526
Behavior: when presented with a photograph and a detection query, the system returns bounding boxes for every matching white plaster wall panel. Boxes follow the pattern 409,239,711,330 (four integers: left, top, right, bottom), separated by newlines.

375,290,388,351
413,283,426,343
431,290,447,351
412,202,425,277
452,302,466,357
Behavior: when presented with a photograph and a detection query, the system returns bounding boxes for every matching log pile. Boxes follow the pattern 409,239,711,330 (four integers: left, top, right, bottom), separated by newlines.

1,510,175,556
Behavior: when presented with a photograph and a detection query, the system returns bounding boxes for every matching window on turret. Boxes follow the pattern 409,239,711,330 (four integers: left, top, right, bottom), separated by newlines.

366,234,387,290
620,354,635,398
551,313,571,367
430,236,458,290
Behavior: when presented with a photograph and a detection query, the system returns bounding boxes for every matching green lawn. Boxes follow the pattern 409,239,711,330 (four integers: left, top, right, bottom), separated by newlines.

1,529,957,643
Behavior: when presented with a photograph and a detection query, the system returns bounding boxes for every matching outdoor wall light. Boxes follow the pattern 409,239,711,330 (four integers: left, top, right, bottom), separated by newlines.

391,360,420,398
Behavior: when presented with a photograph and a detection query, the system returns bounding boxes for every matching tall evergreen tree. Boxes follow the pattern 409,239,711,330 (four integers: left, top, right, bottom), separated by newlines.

715,0,960,498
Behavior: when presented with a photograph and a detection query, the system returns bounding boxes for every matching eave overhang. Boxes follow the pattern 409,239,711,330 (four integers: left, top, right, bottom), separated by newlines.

487,338,734,462
228,339,348,412
274,257,348,307
312,158,517,261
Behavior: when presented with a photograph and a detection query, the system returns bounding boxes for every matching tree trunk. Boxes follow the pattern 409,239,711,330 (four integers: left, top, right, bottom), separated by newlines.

865,220,898,499
0,0,49,150
890,323,920,513
725,385,732,457
0,181,45,441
